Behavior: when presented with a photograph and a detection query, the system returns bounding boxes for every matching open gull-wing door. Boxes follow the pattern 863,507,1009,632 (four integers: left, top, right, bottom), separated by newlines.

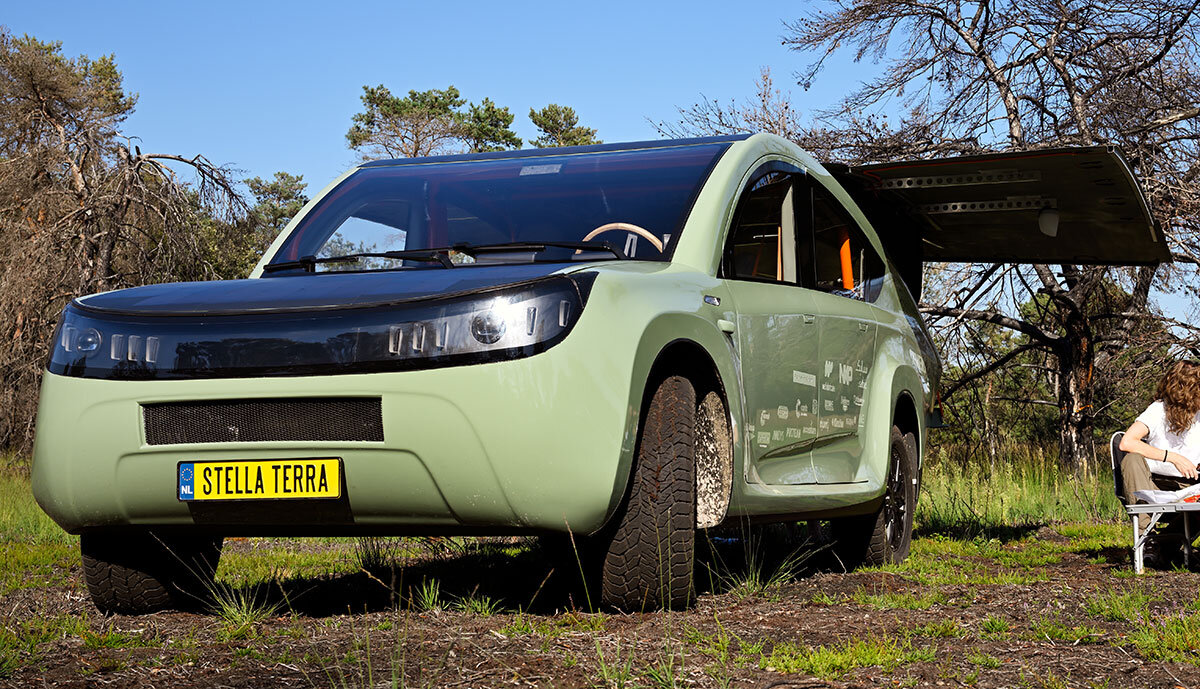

831,147,1168,293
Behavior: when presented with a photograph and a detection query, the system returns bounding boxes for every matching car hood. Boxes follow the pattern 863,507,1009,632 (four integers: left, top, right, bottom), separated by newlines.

75,262,584,316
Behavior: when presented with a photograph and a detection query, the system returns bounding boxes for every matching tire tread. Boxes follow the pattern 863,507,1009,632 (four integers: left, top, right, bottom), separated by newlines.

82,532,222,615
601,375,696,611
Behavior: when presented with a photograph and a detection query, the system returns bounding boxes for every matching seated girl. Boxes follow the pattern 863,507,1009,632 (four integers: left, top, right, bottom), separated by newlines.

1120,360,1200,562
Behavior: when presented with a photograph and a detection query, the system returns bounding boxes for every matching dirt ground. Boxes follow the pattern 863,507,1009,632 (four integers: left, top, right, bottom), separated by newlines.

4,526,1200,689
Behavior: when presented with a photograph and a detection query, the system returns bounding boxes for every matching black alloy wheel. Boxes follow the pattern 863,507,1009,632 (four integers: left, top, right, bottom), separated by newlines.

831,425,916,568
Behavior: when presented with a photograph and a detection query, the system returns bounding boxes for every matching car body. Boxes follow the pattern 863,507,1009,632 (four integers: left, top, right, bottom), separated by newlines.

33,133,1161,612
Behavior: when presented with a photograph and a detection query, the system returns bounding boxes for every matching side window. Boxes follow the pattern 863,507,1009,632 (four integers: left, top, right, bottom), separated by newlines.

724,172,800,284
809,184,885,302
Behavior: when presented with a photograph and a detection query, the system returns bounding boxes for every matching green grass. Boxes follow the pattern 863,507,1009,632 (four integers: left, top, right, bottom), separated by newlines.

499,614,544,637
641,646,685,689
759,637,935,679
354,536,404,575
216,539,361,587
702,533,813,600
451,592,502,616
1126,613,1200,664
979,615,1011,639
967,651,1001,669
860,535,1054,588
412,578,443,612
1029,616,1103,644
594,640,637,688
503,611,608,638
0,614,89,677
1085,587,1155,622
0,472,74,546
210,586,281,641
995,548,1061,569
1052,522,1126,545
916,446,1123,539
0,541,77,595
0,472,78,596
809,590,846,605
82,626,158,649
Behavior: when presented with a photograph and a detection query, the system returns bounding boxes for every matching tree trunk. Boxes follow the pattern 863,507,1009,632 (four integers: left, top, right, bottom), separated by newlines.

1055,318,1096,470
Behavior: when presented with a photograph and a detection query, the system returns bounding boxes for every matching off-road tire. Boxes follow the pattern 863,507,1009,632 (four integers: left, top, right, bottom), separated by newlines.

600,375,696,611
82,531,223,615
832,425,916,569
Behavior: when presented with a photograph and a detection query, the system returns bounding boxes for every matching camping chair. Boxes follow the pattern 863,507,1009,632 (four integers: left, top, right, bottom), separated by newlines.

1111,431,1197,573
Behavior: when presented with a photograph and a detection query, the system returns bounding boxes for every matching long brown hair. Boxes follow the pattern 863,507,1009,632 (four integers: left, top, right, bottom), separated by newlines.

1156,361,1200,434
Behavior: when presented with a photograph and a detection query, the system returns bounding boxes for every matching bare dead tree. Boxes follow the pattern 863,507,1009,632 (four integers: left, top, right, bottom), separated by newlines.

666,1,1200,468
0,32,246,451
654,68,812,142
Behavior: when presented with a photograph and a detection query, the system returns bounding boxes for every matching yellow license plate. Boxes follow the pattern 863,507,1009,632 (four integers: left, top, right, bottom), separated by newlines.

177,459,341,501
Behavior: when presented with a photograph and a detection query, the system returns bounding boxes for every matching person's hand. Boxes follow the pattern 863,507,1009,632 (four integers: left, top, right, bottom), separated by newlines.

1167,453,1199,480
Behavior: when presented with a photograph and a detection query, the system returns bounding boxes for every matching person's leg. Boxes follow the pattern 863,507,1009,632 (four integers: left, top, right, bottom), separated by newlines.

1122,452,1158,529
1121,453,1194,530
1122,453,1200,566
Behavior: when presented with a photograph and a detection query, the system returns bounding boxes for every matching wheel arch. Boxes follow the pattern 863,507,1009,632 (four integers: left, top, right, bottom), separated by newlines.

846,351,924,492
892,390,921,464
644,338,728,401
600,325,739,534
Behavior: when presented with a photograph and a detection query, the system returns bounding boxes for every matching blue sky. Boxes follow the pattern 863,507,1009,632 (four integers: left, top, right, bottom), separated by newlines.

5,1,870,192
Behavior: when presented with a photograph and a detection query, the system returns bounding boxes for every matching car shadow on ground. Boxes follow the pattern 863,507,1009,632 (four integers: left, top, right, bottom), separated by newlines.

215,539,571,617
210,528,856,618
210,517,1060,619
913,521,1045,542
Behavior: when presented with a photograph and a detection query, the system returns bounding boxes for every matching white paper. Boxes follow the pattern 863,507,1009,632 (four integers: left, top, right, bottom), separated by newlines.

1133,482,1200,504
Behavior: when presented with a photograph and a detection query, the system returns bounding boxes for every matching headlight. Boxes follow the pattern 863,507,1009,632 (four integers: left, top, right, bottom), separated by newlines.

47,273,596,380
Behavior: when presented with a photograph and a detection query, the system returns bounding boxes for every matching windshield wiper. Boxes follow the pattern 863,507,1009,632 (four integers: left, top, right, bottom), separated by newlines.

263,240,627,274
451,240,627,260
263,249,455,273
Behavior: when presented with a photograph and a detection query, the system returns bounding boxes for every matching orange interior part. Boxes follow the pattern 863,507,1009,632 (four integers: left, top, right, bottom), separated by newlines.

776,226,783,281
838,230,854,290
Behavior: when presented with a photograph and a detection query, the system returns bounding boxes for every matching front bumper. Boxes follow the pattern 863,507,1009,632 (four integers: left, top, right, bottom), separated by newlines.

32,336,637,536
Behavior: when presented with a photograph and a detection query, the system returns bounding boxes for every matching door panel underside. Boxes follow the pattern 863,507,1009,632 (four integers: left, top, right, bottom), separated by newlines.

834,146,1167,266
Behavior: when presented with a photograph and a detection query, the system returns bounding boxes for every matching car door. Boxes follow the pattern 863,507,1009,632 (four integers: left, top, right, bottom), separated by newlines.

801,180,884,484
721,167,822,485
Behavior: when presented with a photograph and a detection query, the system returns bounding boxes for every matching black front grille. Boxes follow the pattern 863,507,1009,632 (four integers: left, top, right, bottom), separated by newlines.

143,398,384,445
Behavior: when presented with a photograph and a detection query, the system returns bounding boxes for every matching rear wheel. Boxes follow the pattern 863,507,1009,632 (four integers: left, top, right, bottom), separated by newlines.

832,425,915,568
82,531,223,615
600,375,696,611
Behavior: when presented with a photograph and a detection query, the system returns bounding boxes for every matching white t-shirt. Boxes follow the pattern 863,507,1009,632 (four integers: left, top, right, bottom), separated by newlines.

1136,400,1200,463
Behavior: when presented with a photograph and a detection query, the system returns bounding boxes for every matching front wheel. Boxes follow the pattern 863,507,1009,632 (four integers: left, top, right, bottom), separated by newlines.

82,531,223,615
831,425,916,569
599,375,696,611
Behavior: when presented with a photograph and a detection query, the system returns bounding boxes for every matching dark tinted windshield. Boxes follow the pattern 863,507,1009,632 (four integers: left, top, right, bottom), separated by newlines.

268,143,729,271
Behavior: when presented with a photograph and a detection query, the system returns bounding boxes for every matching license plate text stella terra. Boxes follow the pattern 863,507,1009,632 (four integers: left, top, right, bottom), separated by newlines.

178,459,341,501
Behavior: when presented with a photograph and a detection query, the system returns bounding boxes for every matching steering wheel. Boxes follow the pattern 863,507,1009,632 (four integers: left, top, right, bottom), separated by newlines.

581,222,664,254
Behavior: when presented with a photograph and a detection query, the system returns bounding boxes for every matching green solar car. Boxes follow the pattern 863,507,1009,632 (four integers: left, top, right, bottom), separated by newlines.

33,134,1164,613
